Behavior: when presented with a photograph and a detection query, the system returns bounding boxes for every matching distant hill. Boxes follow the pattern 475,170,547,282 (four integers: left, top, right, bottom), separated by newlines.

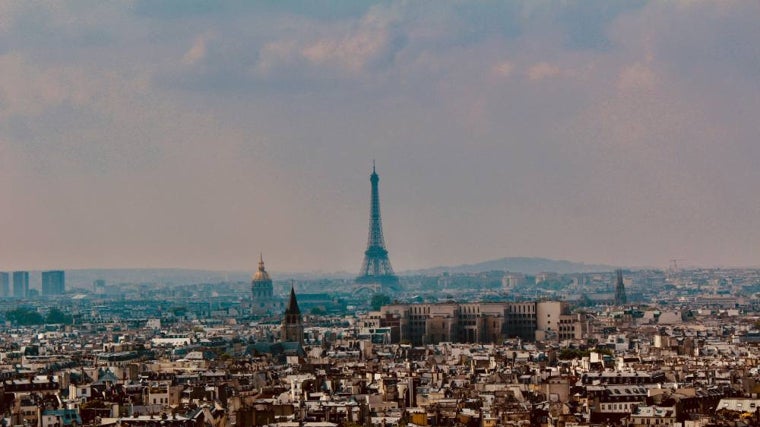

406,257,615,276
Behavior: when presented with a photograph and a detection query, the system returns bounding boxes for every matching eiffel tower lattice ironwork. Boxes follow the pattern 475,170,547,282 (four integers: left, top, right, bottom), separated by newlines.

357,163,399,290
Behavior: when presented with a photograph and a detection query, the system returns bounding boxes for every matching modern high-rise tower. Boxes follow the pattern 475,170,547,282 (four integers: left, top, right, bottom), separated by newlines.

0,272,9,298
614,269,627,305
42,270,65,296
12,271,29,299
357,163,399,290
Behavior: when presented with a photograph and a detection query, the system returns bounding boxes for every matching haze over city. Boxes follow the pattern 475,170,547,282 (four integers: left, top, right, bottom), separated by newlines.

2,1,760,273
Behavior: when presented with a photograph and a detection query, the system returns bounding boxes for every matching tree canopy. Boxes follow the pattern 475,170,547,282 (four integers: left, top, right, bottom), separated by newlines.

371,294,391,310
6,307,44,325
45,308,73,325
5,307,73,325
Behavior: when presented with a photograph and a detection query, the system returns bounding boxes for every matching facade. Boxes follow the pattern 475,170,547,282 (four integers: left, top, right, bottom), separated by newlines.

0,272,9,298
281,286,304,344
629,406,676,427
250,255,282,316
587,385,648,422
364,300,587,345
357,164,399,290
41,270,65,296
12,271,29,299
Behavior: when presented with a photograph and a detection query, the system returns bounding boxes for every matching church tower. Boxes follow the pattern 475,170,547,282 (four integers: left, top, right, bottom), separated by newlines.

614,269,627,306
281,286,304,344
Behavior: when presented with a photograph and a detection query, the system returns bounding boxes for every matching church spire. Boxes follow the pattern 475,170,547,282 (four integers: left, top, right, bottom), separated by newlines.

615,269,627,305
282,284,304,344
286,285,301,315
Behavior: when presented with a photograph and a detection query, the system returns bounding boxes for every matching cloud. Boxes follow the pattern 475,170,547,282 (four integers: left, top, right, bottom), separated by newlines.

526,62,562,80
491,61,514,78
0,53,94,117
617,62,657,92
252,3,408,76
610,0,760,82
183,33,212,65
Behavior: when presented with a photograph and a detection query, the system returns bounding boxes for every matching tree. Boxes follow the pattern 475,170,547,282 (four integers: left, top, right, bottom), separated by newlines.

6,307,44,325
45,308,73,325
371,294,391,310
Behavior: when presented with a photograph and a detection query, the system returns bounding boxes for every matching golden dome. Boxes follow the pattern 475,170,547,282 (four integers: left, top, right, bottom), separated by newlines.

252,253,271,281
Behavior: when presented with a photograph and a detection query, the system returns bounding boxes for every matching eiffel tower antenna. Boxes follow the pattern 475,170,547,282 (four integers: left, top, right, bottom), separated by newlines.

357,163,399,291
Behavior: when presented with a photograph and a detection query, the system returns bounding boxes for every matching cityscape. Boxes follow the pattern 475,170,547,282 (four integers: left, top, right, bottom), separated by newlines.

3,2,760,427
3,166,760,427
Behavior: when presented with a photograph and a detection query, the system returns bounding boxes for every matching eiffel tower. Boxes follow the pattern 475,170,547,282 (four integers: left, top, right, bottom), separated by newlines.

357,163,400,291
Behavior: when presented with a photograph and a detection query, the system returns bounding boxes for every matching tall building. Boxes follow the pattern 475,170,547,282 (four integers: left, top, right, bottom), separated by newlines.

615,269,627,306
93,279,106,295
42,270,65,296
356,163,399,290
12,271,29,299
281,286,304,344
0,272,9,298
251,255,282,316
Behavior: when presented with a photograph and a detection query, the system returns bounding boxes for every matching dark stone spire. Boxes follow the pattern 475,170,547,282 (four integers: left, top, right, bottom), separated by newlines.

282,284,304,344
285,285,300,315
615,269,627,306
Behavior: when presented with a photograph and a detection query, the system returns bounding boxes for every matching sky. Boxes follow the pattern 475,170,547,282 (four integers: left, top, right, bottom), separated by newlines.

1,1,760,273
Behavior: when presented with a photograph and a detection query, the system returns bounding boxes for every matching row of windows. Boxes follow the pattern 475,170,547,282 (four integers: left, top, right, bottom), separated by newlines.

508,304,536,313
600,402,636,412
507,319,537,324
634,418,673,425
508,313,537,318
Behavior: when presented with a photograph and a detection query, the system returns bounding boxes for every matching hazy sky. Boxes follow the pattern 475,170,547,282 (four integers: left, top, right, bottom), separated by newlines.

2,1,760,273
